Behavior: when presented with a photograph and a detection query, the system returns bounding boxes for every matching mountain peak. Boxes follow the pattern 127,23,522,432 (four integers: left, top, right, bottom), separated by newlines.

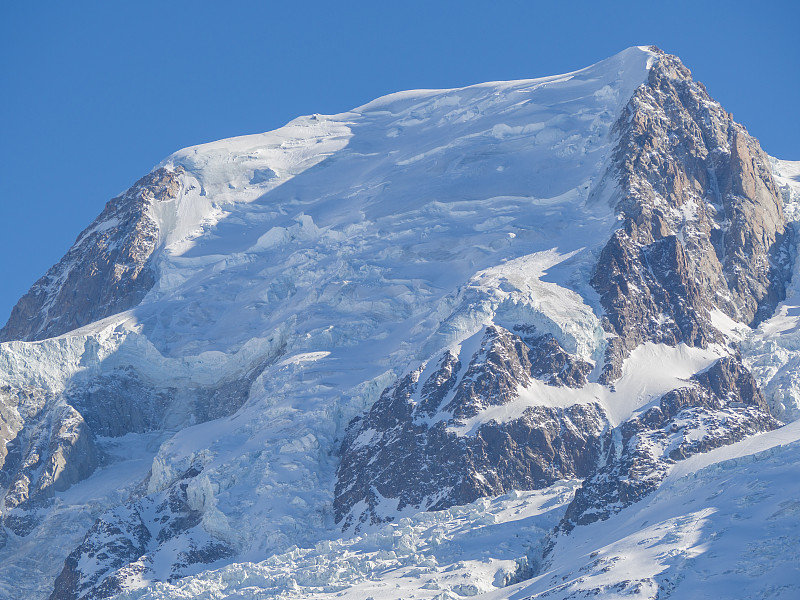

1,48,798,600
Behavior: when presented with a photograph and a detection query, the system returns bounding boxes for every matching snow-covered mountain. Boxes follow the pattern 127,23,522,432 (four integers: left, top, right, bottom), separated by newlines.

1,46,799,600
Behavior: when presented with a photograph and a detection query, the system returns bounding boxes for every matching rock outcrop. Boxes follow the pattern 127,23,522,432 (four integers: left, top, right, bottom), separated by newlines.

334,325,605,530
49,463,234,600
593,47,791,382
561,356,780,530
0,390,99,540
0,167,184,342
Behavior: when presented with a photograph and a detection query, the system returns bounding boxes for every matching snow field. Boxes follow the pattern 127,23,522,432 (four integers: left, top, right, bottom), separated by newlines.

492,431,800,600
117,482,580,600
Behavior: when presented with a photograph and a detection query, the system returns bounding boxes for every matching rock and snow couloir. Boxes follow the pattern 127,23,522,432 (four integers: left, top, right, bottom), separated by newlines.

0,46,799,599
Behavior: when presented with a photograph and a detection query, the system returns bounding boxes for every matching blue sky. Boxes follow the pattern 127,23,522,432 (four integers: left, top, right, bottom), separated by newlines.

1,1,797,325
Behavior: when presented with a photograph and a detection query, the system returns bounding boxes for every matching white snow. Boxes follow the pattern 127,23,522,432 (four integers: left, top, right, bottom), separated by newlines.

451,342,724,435
462,248,603,360
107,421,800,600
489,429,800,600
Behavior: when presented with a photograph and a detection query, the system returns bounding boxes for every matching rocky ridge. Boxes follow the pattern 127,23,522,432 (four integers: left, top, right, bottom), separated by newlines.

0,386,98,542
334,325,603,530
561,356,780,531
0,167,184,343
593,48,791,382
49,463,234,600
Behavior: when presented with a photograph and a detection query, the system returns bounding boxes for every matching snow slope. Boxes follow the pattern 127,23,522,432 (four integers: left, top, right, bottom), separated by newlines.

118,482,580,600
110,426,800,600
494,424,800,600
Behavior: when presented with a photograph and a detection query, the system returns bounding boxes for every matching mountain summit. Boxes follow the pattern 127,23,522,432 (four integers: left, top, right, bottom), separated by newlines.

1,46,799,600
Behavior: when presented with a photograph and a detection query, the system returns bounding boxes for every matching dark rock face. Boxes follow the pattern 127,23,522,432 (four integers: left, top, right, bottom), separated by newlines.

523,331,593,388
562,54,791,530
49,464,234,600
561,356,780,530
0,167,184,342
553,48,791,549
593,232,716,382
0,386,29,477
334,325,605,530
64,370,175,437
593,49,792,382
0,388,99,541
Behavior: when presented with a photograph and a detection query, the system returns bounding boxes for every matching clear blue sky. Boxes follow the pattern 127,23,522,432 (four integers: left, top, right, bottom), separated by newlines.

1,1,797,325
